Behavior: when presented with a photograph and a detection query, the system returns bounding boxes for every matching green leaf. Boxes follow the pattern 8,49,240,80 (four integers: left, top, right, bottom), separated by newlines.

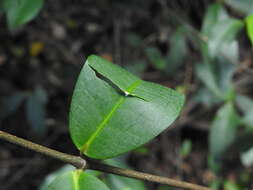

26,86,47,135
165,26,187,75
179,139,192,158
0,1,4,12
127,33,142,48
39,165,75,190
3,0,43,30
209,179,222,190
195,59,236,101
224,0,253,15
105,159,147,190
216,58,236,96
196,62,223,99
201,3,244,60
202,3,229,36
236,95,253,113
193,88,221,107
235,95,253,128
69,55,184,159
208,155,221,173
145,47,167,70
245,14,253,46
145,27,187,75
209,102,240,160
48,170,110,190
124,60,147,77
207,19,243,59
39,165,102,190
240,146,253,167
223,180,242,190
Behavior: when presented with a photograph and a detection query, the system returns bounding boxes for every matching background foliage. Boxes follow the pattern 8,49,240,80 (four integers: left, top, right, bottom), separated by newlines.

1,0,253,189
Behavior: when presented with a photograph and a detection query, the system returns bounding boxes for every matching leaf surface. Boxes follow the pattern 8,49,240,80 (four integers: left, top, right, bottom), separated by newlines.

39,165,75,190
195,58,236,101
69,55,184,159
224,0,253,14
246,14,253,46
105,159,147,190
26,86,47,135
209,102,240,160
236,95,253,128
3,0,43,29
201,3,243,59
48,170,109,190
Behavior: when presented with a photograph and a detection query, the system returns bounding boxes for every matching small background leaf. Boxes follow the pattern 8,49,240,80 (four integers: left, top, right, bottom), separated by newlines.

165,26,187,75
201,3,243,59
196,62,223,99
195,59,236,101
145,47,166,70
224,0,253,15
236,95,253,128
179,139,192,158
105,158,147,190
193,87,221,107
223,180,243,190
209,102,240,161
246,14,253,46
39,165,75,190
240,147,253,167
26,86,47,135
3,0,43,29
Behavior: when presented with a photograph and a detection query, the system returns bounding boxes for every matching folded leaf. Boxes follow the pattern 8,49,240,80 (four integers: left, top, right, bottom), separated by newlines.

69,55,184,159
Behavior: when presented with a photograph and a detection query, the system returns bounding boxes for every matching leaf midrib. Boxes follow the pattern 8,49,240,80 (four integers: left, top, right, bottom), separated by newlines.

72,170,81,190
80,79,142,153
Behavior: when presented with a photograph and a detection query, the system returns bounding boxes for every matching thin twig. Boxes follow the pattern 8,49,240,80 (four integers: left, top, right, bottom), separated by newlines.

0,130,211,190
0,130,86,169
88,159,210,190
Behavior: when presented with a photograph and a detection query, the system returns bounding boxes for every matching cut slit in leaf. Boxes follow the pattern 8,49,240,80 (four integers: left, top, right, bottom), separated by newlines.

79,69,148,153
91,66,147,101
70,55,184,159
78,65,147,155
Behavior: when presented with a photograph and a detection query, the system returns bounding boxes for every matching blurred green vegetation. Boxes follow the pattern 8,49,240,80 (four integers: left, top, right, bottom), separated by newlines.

1,0,253,189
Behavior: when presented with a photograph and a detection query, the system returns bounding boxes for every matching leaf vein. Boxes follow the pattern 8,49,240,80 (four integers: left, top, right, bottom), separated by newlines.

80,80,142,153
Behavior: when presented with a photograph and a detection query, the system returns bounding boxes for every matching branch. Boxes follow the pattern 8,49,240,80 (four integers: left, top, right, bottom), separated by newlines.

0,130,86,169
88,159,210,190
0,130,211,190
